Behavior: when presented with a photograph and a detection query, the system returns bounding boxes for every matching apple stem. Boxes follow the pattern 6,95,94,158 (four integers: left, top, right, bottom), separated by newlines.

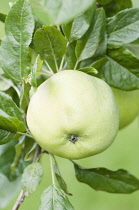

49,154,55,185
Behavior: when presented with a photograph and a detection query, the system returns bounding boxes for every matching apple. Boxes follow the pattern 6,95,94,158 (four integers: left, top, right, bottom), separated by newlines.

112,87,139,129
27,70,119,159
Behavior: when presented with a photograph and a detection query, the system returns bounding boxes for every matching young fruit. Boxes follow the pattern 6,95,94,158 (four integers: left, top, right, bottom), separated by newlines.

27,70,119,159
112,88,139,129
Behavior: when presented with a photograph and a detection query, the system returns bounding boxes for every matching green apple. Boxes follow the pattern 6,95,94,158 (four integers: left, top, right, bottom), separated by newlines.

112,87,139,129
27,70,119,159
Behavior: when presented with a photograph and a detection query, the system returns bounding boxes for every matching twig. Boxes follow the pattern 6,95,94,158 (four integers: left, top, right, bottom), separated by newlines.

12,190,25,210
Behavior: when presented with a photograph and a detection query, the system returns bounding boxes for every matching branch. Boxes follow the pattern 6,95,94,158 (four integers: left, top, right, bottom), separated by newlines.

12,190,25,210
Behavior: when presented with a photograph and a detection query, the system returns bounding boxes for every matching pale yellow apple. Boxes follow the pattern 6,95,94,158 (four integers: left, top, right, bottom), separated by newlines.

112,87,139,129
27,70,119,159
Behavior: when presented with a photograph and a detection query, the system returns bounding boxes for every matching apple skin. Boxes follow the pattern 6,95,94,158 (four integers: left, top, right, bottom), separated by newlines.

112,87,139,129
27,70,119,159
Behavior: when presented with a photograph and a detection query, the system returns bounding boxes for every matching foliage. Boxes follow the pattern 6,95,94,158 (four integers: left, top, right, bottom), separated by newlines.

0,0,139,209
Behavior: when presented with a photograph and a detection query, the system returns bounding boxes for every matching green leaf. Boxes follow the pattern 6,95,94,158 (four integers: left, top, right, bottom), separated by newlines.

103,60,139,90
22,162,43,196
107,8,139,48
54,158,72,196
24,142,37,161
97,0,112,5
30,0,96,25
0,0,35,83
0,13,7,23
103,47,139,90
102,0,132,17
20,82,31,111
74,163,139,194
77,67,98,76
0,76,13,91
79,31,107,68
11,136,25,173
75,8,106,62
91,57,108,78
0,130,15,145
31,55,43,89
107,47,139,77
0,92,26,133
34,26,66,61
62,3,96,41
39,185,74,210
66,41,77,69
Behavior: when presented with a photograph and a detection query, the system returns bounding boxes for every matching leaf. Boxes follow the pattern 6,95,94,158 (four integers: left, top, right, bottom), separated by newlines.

0,0,35,83
91,57,108,78
102,0,132,17
20,82,31,111
21,162,43,196
0,13,7,23
24,142,37,161
54,158,72,196
75,8,106,62
103,47,139,90
34,26,66,61
66,41,77,69
107,47,139,77
30,0,96,25
0,76,13,91
62,3,96,41
31,55,43,89
103,60,139,90
79,31,107,68
73,163,139,194
11,136,25,173
107,8,139,48
0,92,26,133
97,0,112,5
39,185,74,210
0,130,15,145
0,140,17,181
77,67,98,76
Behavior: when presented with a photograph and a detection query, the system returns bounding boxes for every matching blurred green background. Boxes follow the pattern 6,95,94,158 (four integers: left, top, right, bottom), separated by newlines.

1,0,139,210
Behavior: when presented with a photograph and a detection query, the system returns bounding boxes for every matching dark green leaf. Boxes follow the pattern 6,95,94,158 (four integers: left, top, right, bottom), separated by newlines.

54,158,72,196
0,0,35,83
66,41,77,69
77,67,98,76
21,162,43,196
20,82,31,111
0,92,26,132
107,8,139,48
34,26,66,61
75,8,106,62
74,163,139,194
103,59,139,90
91,57,108,78
97,0,112,5
39,185,74,210
30,0,96,25
62,3,96,41
11,136,25,173
0,130,15,145
103,0,132,17
107,47,139,77
0,140,18,181
24,142,37,161
0,13,7,23
79,31,107,68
